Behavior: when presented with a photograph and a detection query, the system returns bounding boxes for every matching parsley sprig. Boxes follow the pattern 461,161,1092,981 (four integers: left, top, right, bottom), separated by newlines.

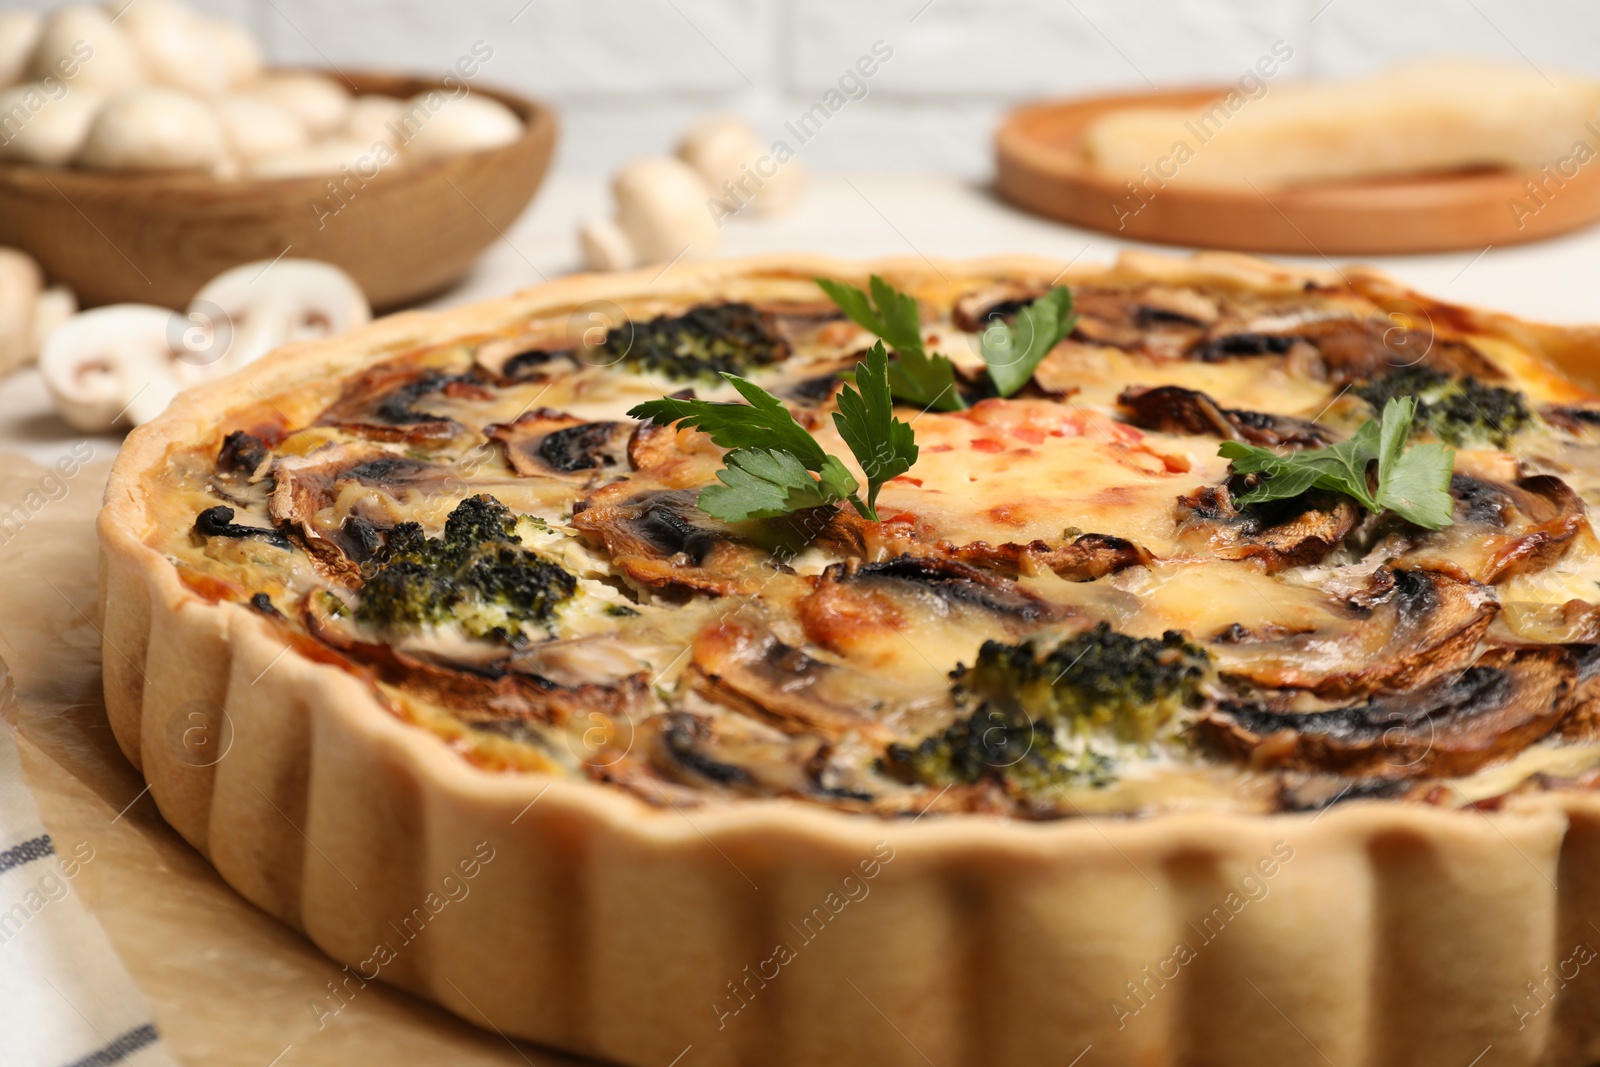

816,275,964,412
1219,397,1456,530
627,342,917,523
978,286,1077,398
816,275,1076,408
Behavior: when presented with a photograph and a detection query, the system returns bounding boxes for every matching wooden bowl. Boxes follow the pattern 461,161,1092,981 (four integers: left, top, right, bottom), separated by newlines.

996,87,1600,255
0,72,557,310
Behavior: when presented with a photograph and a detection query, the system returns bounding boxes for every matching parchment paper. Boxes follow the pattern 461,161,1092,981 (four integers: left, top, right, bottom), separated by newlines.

0,452,593,1067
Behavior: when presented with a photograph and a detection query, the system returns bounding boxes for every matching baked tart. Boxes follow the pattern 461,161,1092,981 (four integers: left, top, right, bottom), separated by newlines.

100,253,1600,1066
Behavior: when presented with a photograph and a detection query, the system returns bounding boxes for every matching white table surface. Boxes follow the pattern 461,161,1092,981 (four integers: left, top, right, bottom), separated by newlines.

9,171,1600,468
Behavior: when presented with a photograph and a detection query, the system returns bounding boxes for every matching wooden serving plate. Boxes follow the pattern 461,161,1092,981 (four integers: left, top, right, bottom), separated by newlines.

996,87,1600,255
0,72,556,310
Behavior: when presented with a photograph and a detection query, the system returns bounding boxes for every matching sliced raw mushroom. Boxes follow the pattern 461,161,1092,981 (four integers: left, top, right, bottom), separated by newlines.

30,284,76,362
29,6,145,93
677,114,804,217
1117,384,1332,447
190,258,371,371
38,304,180,431
0,83,107,164
76,87,227,170
1212,567,1499,700
1197,646,1577,779
397,90,522,161
485,410,633,477
0,10,41,88
1174,484,1359,571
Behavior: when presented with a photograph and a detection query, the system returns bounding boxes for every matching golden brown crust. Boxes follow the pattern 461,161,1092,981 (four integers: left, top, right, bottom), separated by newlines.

100,252,1600,1065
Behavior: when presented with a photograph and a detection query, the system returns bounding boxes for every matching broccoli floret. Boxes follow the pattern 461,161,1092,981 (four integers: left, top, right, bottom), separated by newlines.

1353,366,1531,448
601,303,788,381
961,622,1209,744
355,495,576,642
885,704,1112,793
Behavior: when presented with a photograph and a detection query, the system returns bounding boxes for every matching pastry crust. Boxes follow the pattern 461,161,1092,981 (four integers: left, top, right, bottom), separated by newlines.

100,253,1600,1066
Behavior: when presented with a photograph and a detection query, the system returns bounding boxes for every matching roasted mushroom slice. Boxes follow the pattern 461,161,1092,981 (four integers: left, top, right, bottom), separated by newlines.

1174,485,1359,571
819,507,1151,583
306,588,650,729
1118,385,1331,447
951,282,1049,332
317,363,490,444
687,619,925,744
1213,568,1498,700
486,409,632,478
640,709,830,798
571,486,781,596
1396,474,1590,583
1187,317,1502,384
798,555,1059,667
624,418,729,488
1198,647,1577,779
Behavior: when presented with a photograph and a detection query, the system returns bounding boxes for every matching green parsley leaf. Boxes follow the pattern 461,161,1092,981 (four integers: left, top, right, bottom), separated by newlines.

1218,396,1455,530
698,449,858,522
815,275,965,412
833,343,918,520
627,375,829,471
979,286,1077,397
626,349,920,524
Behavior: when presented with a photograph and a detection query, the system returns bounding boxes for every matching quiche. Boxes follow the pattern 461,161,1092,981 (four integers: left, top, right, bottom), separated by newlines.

100,253,1600,1066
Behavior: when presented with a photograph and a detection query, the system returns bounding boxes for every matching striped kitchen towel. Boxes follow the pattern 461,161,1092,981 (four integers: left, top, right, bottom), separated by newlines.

0,721,177,1067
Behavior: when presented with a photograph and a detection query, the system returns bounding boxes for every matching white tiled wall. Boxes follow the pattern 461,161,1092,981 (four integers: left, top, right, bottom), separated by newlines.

15,0,1600,175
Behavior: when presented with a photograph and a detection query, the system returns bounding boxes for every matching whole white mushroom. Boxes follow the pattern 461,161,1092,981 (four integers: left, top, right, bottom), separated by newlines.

28,6,145,94
0,247,78,376
678,114,805,217
114,0,236,97
612,156,720,266
343,94,406,149
205,21,263,89
247,137,389,180
77,86,226,170
257,72,351,137
0,11,42,89
213,93,308,161
578,217,635,273
0,248,42,375
397,90,522,161
0,83,107,165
